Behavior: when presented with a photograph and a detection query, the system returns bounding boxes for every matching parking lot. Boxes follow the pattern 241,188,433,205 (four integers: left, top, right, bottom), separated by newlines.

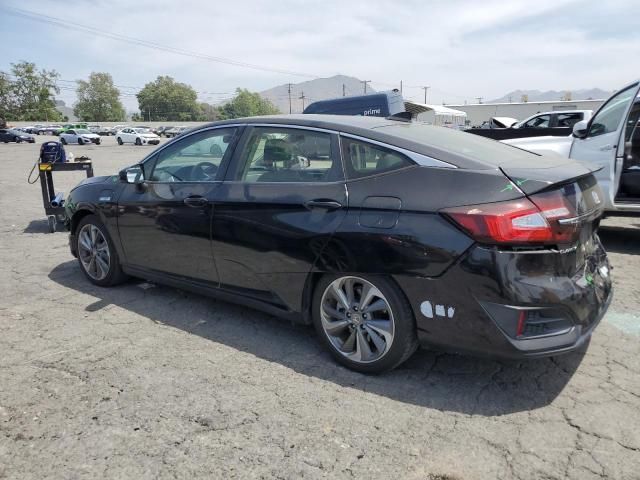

0,135,639,479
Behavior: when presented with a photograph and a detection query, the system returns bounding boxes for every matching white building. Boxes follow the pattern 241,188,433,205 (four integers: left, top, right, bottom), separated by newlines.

446,99,605,127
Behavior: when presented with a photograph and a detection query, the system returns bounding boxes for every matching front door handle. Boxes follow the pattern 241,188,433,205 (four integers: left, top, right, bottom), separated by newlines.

183,196,208,207
304,199,343,210
599,144,615,151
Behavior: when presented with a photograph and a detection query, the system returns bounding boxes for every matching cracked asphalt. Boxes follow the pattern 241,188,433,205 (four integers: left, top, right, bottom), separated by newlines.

1,137,639,479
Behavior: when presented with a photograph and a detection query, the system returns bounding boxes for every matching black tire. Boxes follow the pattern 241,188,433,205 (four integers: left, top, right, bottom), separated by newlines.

78,138,84,145
117,137,123,145
75,214,128,287
14,136,21,143
312,274,418,373
135,137,142,146
60,137,67,145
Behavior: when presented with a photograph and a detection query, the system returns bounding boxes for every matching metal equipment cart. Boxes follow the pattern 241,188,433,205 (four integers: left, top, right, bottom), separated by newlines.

38,160,94,233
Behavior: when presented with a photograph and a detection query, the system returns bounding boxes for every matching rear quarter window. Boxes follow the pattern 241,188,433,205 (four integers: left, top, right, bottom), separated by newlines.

341,137,414,179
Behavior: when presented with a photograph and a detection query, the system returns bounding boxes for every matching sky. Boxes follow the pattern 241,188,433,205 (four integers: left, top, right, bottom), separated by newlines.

1,0,639,112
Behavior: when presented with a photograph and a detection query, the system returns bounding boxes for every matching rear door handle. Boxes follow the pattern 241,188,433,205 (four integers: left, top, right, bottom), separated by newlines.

183,196,208,207
304,199,343,210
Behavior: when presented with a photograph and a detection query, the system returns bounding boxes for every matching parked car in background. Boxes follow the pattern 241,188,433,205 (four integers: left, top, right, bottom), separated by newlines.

38,125,63,135
504,80,640,215
59,128,101,145
64,114,611,373
164,126,188,138
0,128,36,143
88,125,102,134
96,126,114,136
512,110,593,129
157,126,174,137
116,127,160,145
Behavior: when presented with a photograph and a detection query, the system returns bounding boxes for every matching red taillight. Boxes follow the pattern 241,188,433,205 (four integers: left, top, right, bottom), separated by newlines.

443,191,579,245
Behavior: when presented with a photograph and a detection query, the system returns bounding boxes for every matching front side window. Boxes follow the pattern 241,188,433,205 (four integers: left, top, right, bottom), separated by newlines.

523,114,551,128
149,128,237,182
589,84,638,138
341,137,413,179
235,127,338,183
556,112,583,128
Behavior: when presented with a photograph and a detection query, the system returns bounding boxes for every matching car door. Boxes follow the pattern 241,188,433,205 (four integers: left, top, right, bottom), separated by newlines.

211,125,347,308
570,82,640,207
116,126,241,285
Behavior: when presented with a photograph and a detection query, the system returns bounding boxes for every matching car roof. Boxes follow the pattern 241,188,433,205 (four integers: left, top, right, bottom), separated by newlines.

190,114,543,170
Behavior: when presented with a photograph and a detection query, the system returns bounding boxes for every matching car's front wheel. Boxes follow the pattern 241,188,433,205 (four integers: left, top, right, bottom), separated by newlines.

117,137,123,145
78,138,84,145
135,137,142,146
60,137,67,145
312,274,418,373
75,215,128,287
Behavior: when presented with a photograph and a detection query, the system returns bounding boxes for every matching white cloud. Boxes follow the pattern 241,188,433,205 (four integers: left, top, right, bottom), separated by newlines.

1,0,638,109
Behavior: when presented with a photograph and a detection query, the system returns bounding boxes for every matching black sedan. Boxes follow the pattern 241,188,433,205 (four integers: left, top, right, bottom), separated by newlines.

64,115,612,373
0,128,36,143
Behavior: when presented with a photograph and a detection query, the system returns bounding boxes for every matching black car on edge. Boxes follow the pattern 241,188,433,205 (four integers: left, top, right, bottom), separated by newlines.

0,128,36,143
64,114,612,373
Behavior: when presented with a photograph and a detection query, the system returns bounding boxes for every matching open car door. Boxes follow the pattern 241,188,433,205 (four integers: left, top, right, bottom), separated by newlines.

569,81,640,210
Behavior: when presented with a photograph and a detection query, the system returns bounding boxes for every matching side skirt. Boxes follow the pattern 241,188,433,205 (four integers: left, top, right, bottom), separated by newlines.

122,265,306,324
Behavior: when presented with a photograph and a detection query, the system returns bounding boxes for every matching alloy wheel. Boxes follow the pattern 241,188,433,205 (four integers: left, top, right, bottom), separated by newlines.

320,276,395,363
77,224,111,281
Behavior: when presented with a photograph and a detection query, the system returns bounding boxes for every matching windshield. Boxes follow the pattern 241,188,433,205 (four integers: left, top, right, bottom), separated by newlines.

134,128,150,133
76,129,91,134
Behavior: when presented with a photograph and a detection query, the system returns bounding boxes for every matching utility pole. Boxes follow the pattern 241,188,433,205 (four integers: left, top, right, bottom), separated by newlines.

287,83,292,114
361,80,371,94
508,96,512,103
476,97,483,104
422,86,430,104
299,91,306,111
342,84,346,97
147,106,151,122
400,80,403,94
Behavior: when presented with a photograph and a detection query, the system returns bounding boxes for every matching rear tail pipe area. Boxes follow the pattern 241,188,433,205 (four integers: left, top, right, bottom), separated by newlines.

479,301,580,352
51,192,64,207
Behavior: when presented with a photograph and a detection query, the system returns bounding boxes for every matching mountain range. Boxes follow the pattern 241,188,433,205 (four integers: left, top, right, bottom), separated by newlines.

487,88,613,104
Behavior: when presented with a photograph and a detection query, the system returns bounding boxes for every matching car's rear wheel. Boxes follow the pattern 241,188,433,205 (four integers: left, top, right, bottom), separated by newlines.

117,137,123,145
312,274,418,373
135,137,142,146
75,215,128,287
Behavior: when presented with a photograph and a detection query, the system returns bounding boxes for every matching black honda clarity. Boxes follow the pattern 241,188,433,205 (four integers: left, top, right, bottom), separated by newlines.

64,115,612,373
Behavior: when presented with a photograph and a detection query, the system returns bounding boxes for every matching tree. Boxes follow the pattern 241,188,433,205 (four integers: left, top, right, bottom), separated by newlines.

198,102,221,121
74,72,125,121
136,76,201,121
220,88,280,119
0,61,63,121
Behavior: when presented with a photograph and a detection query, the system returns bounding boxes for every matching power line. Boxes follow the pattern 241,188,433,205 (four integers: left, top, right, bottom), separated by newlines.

1,6,321,79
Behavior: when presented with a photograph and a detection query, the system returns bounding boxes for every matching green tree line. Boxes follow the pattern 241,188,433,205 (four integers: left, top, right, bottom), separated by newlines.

1,61,280,123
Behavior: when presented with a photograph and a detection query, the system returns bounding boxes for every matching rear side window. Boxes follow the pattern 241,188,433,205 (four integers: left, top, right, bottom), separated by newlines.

341,137,413,179
556,112,583,128
235,127,340,183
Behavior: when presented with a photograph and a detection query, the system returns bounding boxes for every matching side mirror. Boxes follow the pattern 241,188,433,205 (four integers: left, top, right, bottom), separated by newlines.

572,120,589,138
119,165,144,184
